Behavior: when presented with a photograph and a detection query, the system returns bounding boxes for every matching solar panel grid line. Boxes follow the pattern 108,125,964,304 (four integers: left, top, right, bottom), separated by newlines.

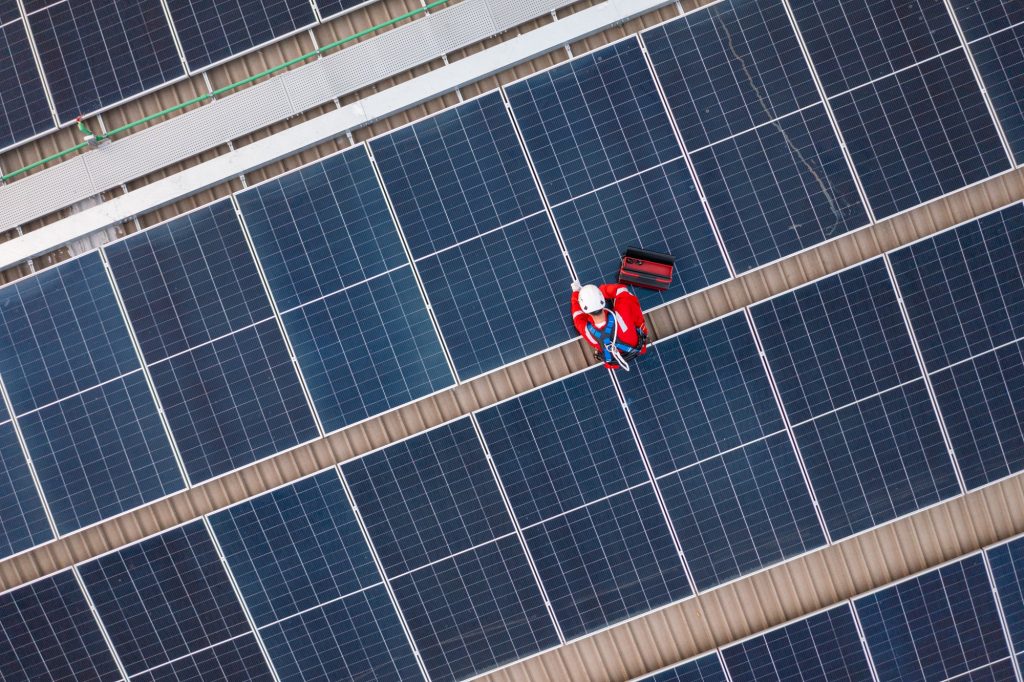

152,0,191,73
468,412,567,645
966,23,1024,166
333,466,434,682
881,252,969,493
939,0,1017,167
0,16,58,150
608,372,701,596
198,515,284,682
68,565,132,681
125,629,255,680
980,549,1024,680
844,597,884,682
959,14,1024,45
776,0,878,225
9,0,58,120
736,307,833,544
96,247,192,489
363,143,463,384
228,194,325,439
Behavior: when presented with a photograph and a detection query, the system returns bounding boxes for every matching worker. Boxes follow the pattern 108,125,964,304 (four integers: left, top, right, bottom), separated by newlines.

570,281,649,370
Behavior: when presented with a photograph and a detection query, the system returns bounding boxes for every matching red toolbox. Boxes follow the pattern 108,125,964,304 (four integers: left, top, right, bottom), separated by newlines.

618,247,675,291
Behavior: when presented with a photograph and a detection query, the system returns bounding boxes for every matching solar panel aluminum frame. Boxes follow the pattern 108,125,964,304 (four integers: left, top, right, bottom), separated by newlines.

0,14,59,149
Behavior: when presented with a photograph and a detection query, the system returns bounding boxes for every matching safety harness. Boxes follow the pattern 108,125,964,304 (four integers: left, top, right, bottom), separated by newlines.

586,311,646,371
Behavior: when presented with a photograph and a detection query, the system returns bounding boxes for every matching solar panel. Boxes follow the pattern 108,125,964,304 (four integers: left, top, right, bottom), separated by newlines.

888,204,1024,373
988,537,1024,661
0,19,53,149
236,145,407,312
792,380,959,540
690,104,869,273
18,372,182,534
949,0,1024,43
618,312,784,477
207,469,380,628
281,265,454,432
551,158,729,307
148,319,319,483
721,604,873,682
523,484,691,639
476,367,647,528
640,0,819,150
370,92,544,260
932,340,1024,490
314,0,367,19
504,38,680,206
390,534,559,682
261,584,424,682
0,422,51,559
639,653,727,682
831,50,1010,220
0,570,121,682
132,634,275,682
105,200,274,365
855,554,1010,681
78,520,252,676
970,24,1024,165
0,251,139,415
415,212,572,380
26,0,183,121
658,432,825,591
165,0,316,71
788,0,959,97
750,259,920,424
342,418,513,577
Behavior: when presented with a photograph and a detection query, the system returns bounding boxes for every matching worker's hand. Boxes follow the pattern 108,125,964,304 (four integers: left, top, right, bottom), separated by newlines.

571,280,581,292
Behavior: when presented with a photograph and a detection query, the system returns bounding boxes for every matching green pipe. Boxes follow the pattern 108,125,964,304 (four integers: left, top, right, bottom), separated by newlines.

2,0,452,183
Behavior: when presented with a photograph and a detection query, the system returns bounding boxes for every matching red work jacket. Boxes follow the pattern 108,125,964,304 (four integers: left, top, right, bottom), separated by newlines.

570,284,648,368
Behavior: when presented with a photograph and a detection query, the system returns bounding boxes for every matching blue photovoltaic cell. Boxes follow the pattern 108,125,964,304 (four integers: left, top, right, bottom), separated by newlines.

750,259,920,424
721,605,873,682
0,251,139,415
19,372,182,534
315,0,366,19
0,20,53,149
0,570,121,682
690,104,869,273
79,521,251,676
640,654,727,682
165,0,316,70
793,380,960,540
658,433,824,591
343,418,513,576
988,536,1024,652
236,145,407,311
888,204,1024,372
106,199,273,364
933,340,1024,489
956,661,1020,681
132,634,274,682
392,534,560,682
788,0,959,97
641,0,819,150
416,213,572,379
149,319,319,483
949,0,1024,42
505,38,680,205
282,265,454,432
971,25,1024,165
524,484,691,639
208,470,380,627
0,4,17,22
261,584,424,682
27,0,183,121
619,313,784,477
476,367,647,527
855,554,1009,681
0,422,51,559
370,92,544,259
832,50,1010,220
552,159,729,307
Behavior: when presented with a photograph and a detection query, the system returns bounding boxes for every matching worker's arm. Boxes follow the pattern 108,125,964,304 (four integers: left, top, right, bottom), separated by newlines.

570,289,600,350
600,284,648,335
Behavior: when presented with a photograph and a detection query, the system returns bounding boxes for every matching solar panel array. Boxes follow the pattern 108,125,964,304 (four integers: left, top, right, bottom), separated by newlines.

0,0,1023,678
645,535,1024,682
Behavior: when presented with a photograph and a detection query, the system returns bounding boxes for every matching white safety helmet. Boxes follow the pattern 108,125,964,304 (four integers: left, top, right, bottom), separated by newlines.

578,284,605,314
